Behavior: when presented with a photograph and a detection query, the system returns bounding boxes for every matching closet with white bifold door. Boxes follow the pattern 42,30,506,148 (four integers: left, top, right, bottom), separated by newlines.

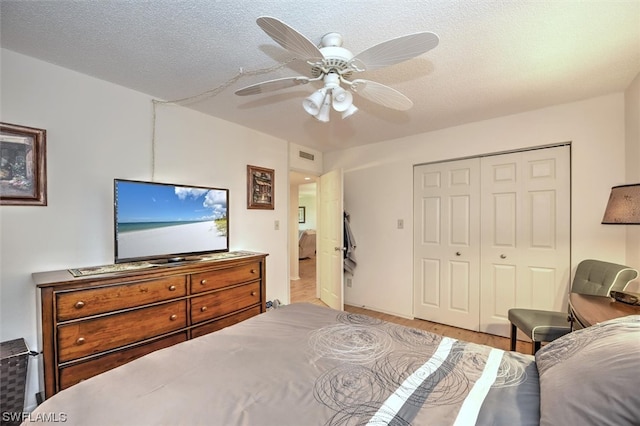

413,145,570,338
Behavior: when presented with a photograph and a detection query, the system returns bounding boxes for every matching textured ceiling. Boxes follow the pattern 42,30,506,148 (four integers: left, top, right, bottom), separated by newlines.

1,1,639,153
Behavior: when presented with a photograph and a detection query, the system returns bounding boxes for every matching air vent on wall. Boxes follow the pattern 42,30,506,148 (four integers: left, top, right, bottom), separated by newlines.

299,150,315,161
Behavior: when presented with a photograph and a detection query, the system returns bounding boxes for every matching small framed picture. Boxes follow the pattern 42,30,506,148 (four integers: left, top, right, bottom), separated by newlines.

0,122,47,206
247,165,274,210
298,206,306,223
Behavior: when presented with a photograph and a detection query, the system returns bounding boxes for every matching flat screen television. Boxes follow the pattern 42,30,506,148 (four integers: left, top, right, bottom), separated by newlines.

114,179,229,263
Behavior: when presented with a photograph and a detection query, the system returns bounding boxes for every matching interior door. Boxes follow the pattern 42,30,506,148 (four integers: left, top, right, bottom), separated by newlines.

319,169,344,310
479,145,571,337
413,159,481,330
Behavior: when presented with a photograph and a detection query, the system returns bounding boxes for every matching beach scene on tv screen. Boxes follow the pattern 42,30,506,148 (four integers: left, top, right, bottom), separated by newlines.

116,182,228,259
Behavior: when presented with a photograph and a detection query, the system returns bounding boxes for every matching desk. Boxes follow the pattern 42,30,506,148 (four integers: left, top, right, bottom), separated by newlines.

569,293,640,329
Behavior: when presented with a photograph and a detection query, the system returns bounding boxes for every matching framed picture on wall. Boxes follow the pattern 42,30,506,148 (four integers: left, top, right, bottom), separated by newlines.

0,122,47,206
298,206,306,223
247,165,274,210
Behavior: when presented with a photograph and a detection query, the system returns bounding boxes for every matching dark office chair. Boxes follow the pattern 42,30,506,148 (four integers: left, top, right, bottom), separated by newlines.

508,259,638,354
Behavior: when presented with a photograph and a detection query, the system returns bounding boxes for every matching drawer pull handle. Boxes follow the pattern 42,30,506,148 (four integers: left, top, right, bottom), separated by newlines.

168,285,176,291
200,279,207,285
200,306,207,312
500,254,507,259
251,291,257,296
74,301,85,309
170,314,178,321
251,269,256,274
76,337,85,345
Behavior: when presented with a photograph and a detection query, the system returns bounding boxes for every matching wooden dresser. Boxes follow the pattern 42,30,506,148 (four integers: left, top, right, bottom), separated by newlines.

33,251,267,398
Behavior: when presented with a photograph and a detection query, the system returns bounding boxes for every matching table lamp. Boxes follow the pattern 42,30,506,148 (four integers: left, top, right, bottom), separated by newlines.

601,184,640,224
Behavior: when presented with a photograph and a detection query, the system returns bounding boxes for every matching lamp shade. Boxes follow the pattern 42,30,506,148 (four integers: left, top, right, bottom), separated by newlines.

303,89,327,116
601,184,640,224
331,87,353,112
314,96,331,123
341,104,358,119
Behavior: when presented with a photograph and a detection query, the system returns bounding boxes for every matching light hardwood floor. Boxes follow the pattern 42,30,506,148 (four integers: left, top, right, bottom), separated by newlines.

290,255,533,354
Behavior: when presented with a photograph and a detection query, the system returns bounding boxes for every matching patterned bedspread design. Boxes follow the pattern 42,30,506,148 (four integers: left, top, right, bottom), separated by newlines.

308,311,530,425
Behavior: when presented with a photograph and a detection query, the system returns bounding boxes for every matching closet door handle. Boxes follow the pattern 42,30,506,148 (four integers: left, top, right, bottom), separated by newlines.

500,254,507,259
335,247,345,252
455,252,461,256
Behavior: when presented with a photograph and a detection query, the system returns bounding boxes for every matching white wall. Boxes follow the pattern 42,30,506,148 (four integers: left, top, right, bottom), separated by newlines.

153,104,289,274
326,93,632,318
0,49,290,409
624,73,640,292
289,142,323,175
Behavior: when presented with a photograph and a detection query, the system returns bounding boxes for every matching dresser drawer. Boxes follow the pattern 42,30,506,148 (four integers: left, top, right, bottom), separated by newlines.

59,333,187,390
58,301,187,362
191,262,260,294
191,306,261,339
191,282,261,324
56,276,187,321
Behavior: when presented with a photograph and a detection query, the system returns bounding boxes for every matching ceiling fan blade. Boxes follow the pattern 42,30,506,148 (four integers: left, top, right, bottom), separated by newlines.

348,79,414,111
256,16,323,61
351,32,439,71
235,76,311,96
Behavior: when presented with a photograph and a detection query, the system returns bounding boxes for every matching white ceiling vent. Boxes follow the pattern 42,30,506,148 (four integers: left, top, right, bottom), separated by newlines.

299,150,315,161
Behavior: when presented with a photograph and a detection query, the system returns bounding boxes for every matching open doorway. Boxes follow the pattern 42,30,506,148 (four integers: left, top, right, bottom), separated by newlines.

289,171,321,304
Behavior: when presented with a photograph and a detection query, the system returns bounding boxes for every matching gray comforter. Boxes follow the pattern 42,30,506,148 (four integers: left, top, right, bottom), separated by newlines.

25,303,540,425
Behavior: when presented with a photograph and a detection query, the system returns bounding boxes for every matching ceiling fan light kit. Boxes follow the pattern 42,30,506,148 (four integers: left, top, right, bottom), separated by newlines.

235,16,439,123
303,71,356,121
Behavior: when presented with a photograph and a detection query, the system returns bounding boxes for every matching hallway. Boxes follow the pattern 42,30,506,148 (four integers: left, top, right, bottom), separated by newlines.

290,255,325,306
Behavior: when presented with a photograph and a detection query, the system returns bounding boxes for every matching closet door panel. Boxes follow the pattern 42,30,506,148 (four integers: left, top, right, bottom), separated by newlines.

492,192,517,247
414,159,480,331
418,258,440,306
491,264,517,317
480,146,570,337
529,190,556,248
450,260,472,312
529,266,557,308
421,197,441,244
450,195,471,245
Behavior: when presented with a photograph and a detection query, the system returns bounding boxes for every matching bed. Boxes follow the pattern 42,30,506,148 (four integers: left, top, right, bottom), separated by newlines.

25,303,640,425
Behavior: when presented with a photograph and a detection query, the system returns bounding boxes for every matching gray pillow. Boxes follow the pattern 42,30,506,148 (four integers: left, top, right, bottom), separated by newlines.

535,315,640,426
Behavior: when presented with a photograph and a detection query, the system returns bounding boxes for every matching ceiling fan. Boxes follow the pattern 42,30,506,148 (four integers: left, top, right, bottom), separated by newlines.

235,16,439,122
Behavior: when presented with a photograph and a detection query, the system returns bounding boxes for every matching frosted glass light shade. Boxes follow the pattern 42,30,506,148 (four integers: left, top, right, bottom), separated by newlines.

331,87,353,112
341,104,358,119
314,97,331,123
303,90,327,116
602,184,640,224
